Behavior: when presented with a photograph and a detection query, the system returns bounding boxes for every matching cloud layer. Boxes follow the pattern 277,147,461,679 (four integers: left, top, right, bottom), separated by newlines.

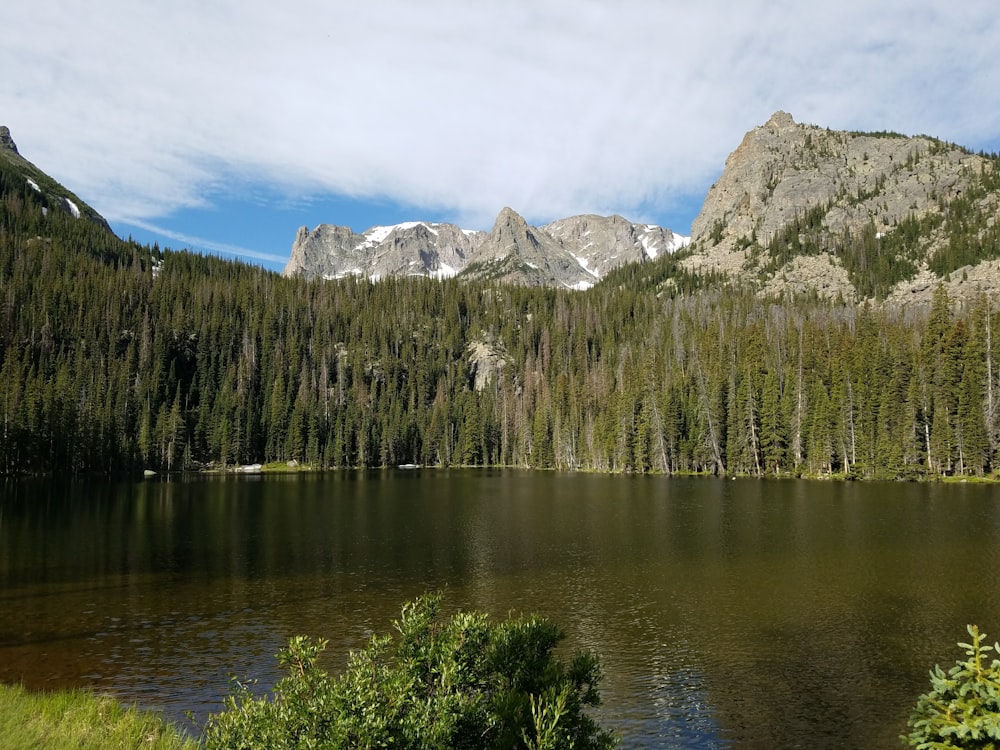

3,0,999,231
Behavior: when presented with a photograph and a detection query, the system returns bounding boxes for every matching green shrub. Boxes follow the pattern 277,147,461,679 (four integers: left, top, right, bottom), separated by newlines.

203,593,616,749
903,625,1000,747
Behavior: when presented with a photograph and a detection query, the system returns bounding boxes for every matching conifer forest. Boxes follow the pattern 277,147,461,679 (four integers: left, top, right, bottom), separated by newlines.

1,156,999,480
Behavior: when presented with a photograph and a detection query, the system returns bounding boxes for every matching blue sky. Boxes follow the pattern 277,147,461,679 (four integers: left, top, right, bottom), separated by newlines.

3,1,999,273
117,186,708,273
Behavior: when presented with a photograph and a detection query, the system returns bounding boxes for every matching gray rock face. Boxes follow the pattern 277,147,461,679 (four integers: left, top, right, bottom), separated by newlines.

285,221,485,282
691,111,982,247
543,214,687,277
685,111,1000,303
284,208,688,289
467,335,510,392
0,125,17,154
461,207,592,288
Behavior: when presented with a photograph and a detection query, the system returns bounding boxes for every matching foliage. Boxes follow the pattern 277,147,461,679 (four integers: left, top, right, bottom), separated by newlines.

3,152,1000,481
0,682,196,750
836,214,937,299
903,625,1000,748
202,593,616,750
596,247,719,297
928,158,1000,277
849,129,909,139
761,204,940,299
763,201,830,270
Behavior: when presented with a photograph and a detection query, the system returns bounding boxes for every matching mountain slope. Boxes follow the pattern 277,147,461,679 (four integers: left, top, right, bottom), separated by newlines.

684,111,1000,303
0,125,113,232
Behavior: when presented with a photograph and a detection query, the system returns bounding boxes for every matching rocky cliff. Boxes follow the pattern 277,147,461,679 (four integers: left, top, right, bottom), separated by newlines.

283,221,483,282
684,111,1000,304
283,208,688,289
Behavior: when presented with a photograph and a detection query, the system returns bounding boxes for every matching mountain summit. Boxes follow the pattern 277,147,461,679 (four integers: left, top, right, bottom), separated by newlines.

0,125,18,154
283,208,688,289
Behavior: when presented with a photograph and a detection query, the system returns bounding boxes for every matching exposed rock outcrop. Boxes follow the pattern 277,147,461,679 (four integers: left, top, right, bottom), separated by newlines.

467,335,511,392
543,214,687,277
284,220,484,282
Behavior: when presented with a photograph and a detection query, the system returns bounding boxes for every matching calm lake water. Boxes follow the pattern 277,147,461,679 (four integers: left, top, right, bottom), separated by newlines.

2,471,1000,748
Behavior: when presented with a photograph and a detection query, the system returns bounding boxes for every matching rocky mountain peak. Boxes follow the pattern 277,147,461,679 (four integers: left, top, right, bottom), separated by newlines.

494,206,526,227
684,112,1000,303
0,126,17,154
684,112,1000,304
486,207,539,252
764,110,796,131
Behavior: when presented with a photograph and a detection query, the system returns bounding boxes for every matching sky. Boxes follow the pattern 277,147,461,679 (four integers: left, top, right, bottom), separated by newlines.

3,1,999,273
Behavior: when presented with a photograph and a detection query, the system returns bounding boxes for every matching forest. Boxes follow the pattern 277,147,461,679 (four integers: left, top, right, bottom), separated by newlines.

1,155,999,479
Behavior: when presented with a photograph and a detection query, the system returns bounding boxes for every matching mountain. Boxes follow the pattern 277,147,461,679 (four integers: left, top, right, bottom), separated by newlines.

0,125,113,232
284,112,1000,302
9,113,1000,305
284,220,482,282
283,208,688,289
682,111,1000,304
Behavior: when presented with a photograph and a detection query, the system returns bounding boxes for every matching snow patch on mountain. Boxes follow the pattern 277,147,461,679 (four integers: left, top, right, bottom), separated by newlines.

573,254,600,278
431,263,458,279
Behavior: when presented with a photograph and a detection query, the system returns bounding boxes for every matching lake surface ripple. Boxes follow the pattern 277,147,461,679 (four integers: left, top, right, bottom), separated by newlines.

2,471,999,748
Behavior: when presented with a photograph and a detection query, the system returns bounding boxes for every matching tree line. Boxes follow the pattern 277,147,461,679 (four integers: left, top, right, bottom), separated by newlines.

2,158,999,479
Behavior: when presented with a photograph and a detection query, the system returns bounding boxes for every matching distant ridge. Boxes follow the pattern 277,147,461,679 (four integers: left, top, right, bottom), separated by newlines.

284,208,688,289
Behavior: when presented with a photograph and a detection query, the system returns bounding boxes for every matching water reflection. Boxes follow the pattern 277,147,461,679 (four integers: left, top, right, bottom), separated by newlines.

2,472,1000,748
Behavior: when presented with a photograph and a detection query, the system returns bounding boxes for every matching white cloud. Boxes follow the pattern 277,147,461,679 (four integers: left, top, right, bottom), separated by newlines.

2,0,998,233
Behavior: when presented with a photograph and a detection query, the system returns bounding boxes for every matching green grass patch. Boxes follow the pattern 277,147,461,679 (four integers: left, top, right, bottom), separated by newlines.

0,683,196,750
259,461,318,473
938,473,1000,484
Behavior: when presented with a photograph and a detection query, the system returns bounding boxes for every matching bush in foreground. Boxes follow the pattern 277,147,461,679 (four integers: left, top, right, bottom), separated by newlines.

203,593,616,749
903,625,1000,747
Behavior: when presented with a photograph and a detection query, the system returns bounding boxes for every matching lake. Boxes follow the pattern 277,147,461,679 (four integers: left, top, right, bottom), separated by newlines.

2,471,999,748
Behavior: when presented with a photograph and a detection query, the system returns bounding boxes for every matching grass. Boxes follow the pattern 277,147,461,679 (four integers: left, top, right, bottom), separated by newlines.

259,460,317,473
0,683,197,750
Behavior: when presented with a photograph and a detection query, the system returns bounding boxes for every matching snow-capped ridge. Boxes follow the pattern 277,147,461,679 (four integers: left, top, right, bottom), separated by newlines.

285,209,688,289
